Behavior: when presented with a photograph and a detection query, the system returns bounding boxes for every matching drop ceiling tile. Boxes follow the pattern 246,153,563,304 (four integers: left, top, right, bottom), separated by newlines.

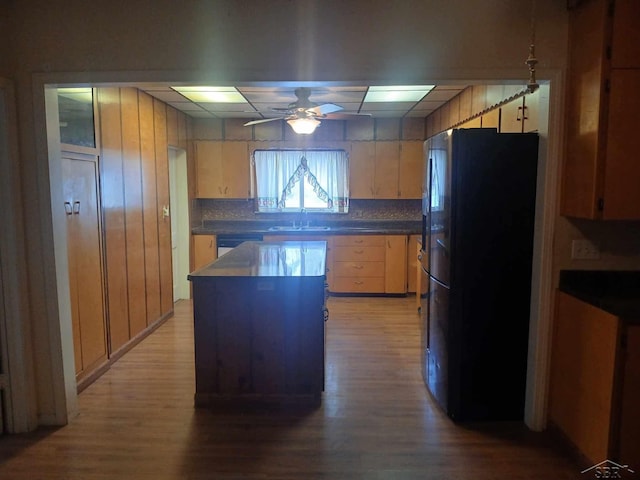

360,102,417,111
168,101,207,111
142,90,187,103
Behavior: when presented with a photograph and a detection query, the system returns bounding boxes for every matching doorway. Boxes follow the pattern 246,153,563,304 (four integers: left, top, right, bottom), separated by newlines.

169,147,190,301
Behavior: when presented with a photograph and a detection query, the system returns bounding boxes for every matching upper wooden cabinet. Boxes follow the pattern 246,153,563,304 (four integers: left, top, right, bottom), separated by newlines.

398,141,424,199
349,140,423,199
561,0,640,219
500,90,538,134
195,141,250,198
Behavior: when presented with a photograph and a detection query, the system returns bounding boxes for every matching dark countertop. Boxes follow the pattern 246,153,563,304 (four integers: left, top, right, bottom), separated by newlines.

192,219,422,236
559,270,640,319
188,241,327,279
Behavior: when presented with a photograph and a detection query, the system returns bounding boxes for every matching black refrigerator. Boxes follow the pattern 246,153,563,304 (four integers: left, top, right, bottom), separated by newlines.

420,128,539,422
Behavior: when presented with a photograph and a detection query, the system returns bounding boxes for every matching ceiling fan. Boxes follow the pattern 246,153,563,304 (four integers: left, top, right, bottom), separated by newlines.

243,87,364,134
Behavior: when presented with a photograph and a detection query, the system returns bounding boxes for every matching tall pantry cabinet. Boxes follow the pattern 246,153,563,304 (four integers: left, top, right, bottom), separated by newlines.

62,152,107,380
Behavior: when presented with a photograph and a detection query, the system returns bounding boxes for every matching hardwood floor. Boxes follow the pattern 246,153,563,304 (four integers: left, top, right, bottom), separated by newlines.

0,296,581,479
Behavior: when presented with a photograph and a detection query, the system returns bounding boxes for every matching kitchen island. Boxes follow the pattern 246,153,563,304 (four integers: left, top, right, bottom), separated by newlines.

188,240,328,406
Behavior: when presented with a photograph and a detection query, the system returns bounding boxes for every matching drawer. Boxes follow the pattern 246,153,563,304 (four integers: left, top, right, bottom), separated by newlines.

334,261,385,278
332,277,385,293
333,246,385,262
333,235,385,247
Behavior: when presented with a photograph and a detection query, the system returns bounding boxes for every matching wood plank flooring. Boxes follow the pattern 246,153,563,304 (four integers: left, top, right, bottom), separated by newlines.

0,296,582,479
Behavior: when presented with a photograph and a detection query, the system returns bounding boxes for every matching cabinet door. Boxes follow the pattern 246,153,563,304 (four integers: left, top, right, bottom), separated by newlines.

193,234,217,270
374,141,400,198
407,234,420,293
602,69,640,219
500,97,524,133
195,141,224,198
549,292,620,463
385,235,407,293
398,141,423,199
481,109,500,129
560,0,608,218
222,142,250,198
611,0,640,69
62,156,107,376
523,89,539,133
619,325,640,468
349,141,376,198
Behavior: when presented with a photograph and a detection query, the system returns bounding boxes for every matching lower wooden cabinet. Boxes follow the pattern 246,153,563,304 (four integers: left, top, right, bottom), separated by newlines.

193,234,217,270
332,234,406,294
549,291,640,466
407,234,420,294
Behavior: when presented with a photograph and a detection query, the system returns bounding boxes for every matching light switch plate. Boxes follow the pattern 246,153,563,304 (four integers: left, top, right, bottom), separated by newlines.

571,239,601,260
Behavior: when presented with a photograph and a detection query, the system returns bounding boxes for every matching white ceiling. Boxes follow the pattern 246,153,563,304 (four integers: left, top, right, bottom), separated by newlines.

137,84,467,121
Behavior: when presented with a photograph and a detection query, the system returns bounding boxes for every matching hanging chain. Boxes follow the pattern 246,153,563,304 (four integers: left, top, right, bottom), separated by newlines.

525,0,540,93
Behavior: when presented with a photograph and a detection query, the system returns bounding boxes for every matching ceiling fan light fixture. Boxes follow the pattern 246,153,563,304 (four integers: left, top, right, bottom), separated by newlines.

287,117,320,135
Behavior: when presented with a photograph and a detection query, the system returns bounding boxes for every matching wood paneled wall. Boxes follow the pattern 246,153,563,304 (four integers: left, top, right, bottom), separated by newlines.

425,85,527,138
97,87,188,354
192,117,426,142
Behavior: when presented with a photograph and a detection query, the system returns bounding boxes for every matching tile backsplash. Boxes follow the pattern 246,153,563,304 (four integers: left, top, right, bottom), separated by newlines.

194,199,422,226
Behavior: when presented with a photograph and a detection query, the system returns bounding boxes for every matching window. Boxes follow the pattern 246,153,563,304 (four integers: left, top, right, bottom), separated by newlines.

254,149,349,213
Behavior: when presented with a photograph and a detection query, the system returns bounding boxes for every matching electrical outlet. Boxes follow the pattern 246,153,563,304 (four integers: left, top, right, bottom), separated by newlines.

571,239,601,260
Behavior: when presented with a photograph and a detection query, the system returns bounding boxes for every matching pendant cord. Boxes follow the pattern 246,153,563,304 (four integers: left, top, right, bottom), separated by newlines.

525,0,539,93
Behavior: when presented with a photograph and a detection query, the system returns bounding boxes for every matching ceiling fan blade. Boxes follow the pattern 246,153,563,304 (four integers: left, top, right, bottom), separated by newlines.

308,103,343,115
244,117,283,127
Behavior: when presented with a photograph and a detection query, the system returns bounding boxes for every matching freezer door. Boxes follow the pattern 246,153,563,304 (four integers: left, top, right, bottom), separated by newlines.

427,131,451,283
426,275,450,414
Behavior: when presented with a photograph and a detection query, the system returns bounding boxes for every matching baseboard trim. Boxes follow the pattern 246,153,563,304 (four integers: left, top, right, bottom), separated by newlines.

76,309,174,393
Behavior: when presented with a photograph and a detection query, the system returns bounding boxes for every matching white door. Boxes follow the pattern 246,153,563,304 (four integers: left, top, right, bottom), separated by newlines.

168,148,190,300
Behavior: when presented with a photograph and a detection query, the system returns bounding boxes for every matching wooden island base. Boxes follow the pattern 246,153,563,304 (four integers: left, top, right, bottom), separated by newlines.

188,241,328,406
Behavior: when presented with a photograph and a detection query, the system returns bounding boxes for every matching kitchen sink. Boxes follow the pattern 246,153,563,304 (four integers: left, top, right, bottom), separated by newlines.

267,225,331,232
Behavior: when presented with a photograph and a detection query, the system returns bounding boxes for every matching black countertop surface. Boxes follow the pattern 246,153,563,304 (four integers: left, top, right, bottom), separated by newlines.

192,220,422,236
188,241,327,279
559,270,640,319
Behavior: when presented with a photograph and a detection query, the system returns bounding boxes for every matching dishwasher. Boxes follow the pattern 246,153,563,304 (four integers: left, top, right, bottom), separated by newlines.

216,233,264,257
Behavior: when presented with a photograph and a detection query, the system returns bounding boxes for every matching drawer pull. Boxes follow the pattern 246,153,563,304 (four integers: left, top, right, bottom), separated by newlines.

354,250,364,254
352,265,363,270
354,239,363,244
354,281,364,285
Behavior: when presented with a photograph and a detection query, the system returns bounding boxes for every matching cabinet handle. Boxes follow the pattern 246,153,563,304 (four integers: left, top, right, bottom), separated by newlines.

64,202,72,215
354,239,363,244
387,240,391,248
224,186,229,194
517,106,528,122
354,281,364,285
353,265,363,270
354,249,364,254
218,187,223,194
73,201,80,214
209,240,213,248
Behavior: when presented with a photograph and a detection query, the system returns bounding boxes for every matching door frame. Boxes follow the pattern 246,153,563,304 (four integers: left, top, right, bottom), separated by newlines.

25,69,563,433
0,79,39,433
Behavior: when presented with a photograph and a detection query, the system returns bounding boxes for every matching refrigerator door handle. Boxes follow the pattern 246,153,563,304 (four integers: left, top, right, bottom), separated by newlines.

436,238,449,256
429,275,449,289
